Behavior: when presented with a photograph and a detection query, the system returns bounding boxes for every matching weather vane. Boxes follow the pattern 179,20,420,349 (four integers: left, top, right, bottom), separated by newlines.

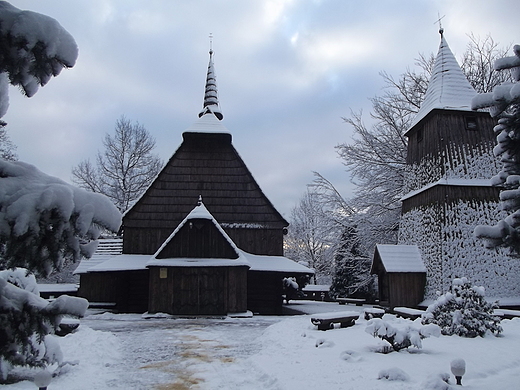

434,13,445,35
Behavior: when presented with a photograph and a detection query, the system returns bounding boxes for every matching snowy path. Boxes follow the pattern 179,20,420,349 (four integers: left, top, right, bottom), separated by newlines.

6,301,520,389
81,314,282,389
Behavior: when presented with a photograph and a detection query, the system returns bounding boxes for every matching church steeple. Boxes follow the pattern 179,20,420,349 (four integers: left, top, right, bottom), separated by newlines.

198,37,223,121
409,28,477,129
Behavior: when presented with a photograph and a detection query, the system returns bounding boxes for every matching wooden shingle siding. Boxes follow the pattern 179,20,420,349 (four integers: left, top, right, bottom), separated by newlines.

387,273,426,309
123,131,288,255
402,185,501,214
406,109,496,167
156,218,238,259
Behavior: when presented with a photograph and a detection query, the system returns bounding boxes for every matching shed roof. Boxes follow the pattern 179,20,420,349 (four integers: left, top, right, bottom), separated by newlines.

372,244,426,273
407,30,477,133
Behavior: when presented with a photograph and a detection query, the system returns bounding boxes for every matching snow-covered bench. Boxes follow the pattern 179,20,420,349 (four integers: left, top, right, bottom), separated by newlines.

494,309,520,320
392,307,425,320
311,311,359,331
337,298,366,306
55,317,80,336
363,307,385,320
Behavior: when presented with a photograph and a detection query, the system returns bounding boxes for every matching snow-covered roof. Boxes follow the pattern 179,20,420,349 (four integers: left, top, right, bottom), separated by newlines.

373,244,426,273
184,110,230,134
147,256,250,268
74,254,115,274
79,254,150,273
150,200,242,261
75,250,313,274
80,201,312,274
400,178,494,201
37,283,78,293
241,251,314,274
302,285,330,291
408,30,477,132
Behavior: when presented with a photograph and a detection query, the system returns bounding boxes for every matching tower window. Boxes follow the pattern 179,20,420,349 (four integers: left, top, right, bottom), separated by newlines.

464,116,478,131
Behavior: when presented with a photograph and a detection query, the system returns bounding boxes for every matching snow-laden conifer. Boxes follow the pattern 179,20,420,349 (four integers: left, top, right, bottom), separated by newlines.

472,44,520,253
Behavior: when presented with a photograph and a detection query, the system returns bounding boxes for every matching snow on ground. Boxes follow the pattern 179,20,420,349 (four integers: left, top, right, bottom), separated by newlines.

4,301,520,389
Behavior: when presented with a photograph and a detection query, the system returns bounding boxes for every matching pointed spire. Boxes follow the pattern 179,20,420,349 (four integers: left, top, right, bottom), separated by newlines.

198,34,223,121
409,28,477,129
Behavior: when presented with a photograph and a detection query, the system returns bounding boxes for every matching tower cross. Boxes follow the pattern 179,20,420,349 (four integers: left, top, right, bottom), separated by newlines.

434,14,445,35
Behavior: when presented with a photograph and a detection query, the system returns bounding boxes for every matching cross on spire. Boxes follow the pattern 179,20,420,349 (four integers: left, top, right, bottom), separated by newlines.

435,14,445,36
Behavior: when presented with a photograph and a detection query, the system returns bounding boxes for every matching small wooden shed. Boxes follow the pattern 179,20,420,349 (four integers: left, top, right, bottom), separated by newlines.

371,244,426,309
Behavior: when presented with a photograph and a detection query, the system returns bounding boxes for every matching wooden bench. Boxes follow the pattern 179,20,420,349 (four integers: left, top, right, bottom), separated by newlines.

337,298,366,306
311,311,359,331
392,307,425,320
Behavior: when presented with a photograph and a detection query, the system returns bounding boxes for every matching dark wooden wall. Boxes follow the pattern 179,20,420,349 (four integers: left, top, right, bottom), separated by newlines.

156,218,238,259
406,109,496,167
386,272,426,309
77,270,149,313
124,225,284,257
148,266,248,315
247,271,284,315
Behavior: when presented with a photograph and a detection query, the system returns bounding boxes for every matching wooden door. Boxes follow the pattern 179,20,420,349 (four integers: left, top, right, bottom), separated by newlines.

172,267,227,315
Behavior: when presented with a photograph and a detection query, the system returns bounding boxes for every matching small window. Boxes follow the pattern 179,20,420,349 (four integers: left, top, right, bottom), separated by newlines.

416,128,423,143
465,116,478,131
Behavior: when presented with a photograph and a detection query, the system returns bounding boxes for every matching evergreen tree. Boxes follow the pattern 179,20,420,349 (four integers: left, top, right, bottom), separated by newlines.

329,224,374,299
472,44,520,254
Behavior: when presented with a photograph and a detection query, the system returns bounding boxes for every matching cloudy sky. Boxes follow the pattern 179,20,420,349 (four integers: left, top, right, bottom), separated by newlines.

3,0,518,217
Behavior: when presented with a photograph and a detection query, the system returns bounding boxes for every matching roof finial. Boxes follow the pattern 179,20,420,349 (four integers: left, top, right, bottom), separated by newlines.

198,34,223,121
198,195,203,206
435,13,445,36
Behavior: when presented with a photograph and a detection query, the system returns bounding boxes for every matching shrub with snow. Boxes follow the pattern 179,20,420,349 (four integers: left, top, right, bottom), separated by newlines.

422,277,502,337
365,318,440,352
377,367,410,381
0,269,88,381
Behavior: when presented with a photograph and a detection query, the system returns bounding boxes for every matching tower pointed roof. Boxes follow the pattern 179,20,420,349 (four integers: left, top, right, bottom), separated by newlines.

198,45,223,121
409,29,477,130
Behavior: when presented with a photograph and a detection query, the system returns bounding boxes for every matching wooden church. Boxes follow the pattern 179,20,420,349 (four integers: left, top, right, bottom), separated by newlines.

372,29,520,308
76,48,313,315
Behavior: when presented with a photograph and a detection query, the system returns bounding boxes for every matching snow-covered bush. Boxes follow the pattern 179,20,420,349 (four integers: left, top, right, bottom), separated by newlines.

365,318,440,352
422,277,502,337
0,269,88,381
377,367,410,381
